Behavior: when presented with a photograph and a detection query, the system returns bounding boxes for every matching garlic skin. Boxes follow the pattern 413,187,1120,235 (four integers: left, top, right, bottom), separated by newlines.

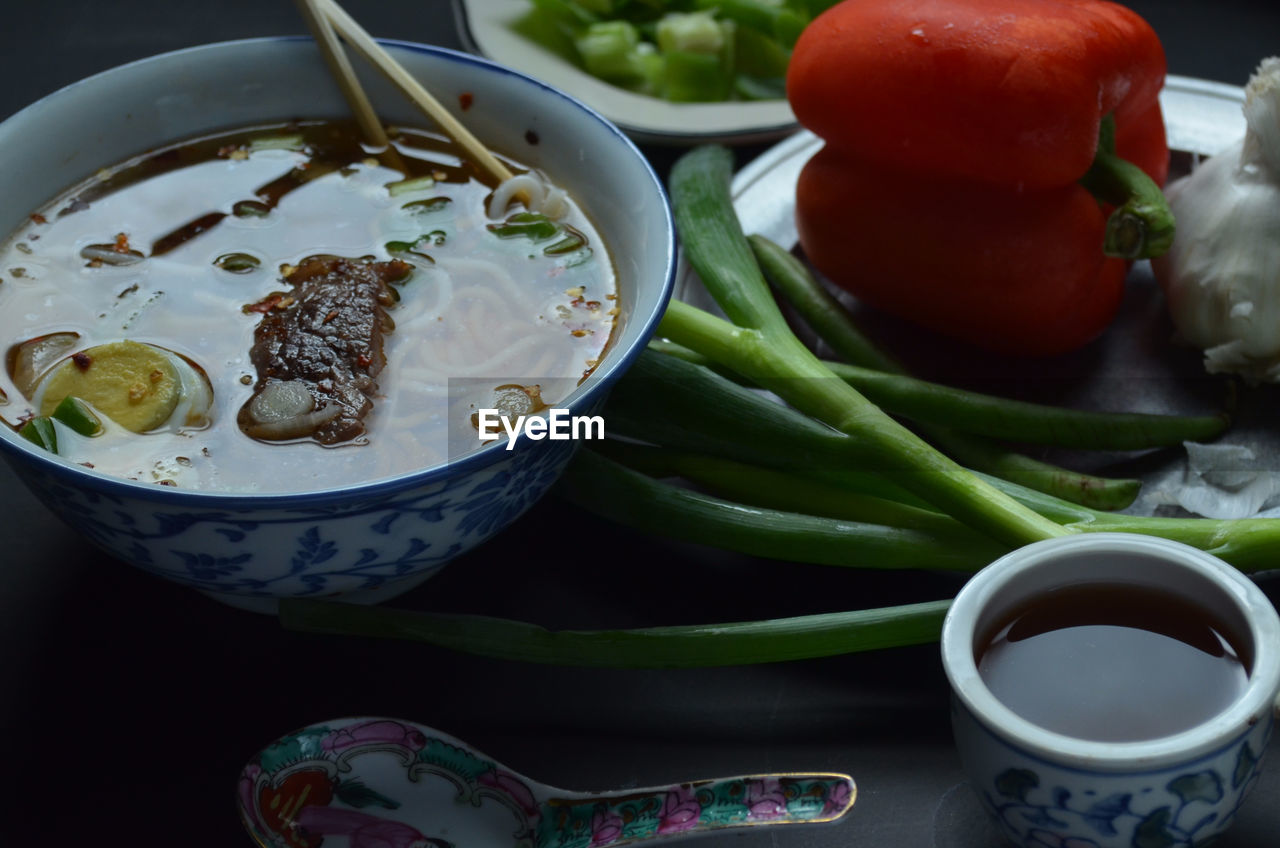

1153,57,1280,383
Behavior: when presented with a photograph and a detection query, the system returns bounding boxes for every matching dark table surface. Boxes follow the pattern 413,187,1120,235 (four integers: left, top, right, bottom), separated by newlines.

3,2,1280,846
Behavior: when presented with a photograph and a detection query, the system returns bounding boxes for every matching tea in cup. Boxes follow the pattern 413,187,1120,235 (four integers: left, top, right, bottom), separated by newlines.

941,533,1280,848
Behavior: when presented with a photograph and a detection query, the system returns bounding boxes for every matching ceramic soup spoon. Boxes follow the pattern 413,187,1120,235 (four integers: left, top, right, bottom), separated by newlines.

238,717,855,848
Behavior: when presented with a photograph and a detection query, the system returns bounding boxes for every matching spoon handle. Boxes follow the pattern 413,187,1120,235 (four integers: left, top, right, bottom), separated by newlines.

535,772,855,847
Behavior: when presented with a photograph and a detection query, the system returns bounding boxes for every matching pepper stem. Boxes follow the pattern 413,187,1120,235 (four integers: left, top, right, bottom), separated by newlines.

1078,115,1176,260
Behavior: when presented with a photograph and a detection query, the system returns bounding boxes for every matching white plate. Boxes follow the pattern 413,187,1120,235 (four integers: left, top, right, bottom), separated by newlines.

453,0,798,146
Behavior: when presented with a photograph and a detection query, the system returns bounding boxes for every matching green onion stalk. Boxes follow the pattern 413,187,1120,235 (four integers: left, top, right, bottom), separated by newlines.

591,344,1280,574
604,346,1140,520
279,596,951,668
743,236,1226,509
563,448,1005,572
581,441,1280,576
646,336,1227,452
665,144,1066,547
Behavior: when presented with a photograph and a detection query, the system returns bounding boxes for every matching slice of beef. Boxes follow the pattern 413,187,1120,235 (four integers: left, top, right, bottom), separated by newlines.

239,255,410,445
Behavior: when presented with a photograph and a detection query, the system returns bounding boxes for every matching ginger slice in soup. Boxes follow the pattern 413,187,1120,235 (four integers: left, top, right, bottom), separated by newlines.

39,340,181,433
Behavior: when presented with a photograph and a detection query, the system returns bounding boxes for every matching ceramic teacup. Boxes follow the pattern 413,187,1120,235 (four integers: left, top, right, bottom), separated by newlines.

941,532,1280,848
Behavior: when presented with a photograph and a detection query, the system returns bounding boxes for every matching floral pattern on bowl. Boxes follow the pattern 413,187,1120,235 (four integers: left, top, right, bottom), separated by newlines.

952,698,1273,848
9,431,577,613
239,717,856,848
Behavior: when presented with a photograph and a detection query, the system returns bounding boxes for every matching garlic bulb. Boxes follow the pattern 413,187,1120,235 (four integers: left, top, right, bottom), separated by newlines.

1153,57,1280,383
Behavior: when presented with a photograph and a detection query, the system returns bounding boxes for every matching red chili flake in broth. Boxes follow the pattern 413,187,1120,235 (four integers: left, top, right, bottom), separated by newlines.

29,213,47,225
459,92,474,111
71,352,93,371
112,232,131,253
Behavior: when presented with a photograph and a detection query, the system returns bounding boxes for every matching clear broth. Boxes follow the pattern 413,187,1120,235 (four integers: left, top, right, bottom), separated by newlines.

0,121,617,492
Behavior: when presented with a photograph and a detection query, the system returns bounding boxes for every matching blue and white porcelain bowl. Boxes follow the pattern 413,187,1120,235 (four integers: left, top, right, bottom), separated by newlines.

0,39,675,612
941,533,1280,848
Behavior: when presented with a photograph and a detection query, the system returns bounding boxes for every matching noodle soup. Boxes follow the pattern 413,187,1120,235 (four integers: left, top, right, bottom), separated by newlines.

0,121,617,493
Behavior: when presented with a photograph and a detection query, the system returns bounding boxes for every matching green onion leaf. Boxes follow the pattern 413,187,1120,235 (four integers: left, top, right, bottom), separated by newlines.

213,252,261,274
402,197,452,214
51,396,102,436
279,596,951,668
248,134,307,153
386,175,436,197
487,212,560,241
232,200,271,218
543,232,587,255
19,417,58,452
386,235,439,266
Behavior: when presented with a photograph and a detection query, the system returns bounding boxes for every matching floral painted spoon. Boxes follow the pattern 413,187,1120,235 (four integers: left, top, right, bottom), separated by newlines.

238,716,855,848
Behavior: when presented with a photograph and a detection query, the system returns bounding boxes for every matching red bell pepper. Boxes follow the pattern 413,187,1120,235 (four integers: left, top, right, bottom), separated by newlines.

787,0,1173,356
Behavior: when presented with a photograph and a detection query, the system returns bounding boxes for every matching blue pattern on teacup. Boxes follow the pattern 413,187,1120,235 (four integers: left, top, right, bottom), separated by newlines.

952,700,1273,848
6,431,577,603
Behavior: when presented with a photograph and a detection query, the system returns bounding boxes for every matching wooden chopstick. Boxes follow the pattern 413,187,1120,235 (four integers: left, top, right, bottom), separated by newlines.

317,0,516,187
294,0,389,148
